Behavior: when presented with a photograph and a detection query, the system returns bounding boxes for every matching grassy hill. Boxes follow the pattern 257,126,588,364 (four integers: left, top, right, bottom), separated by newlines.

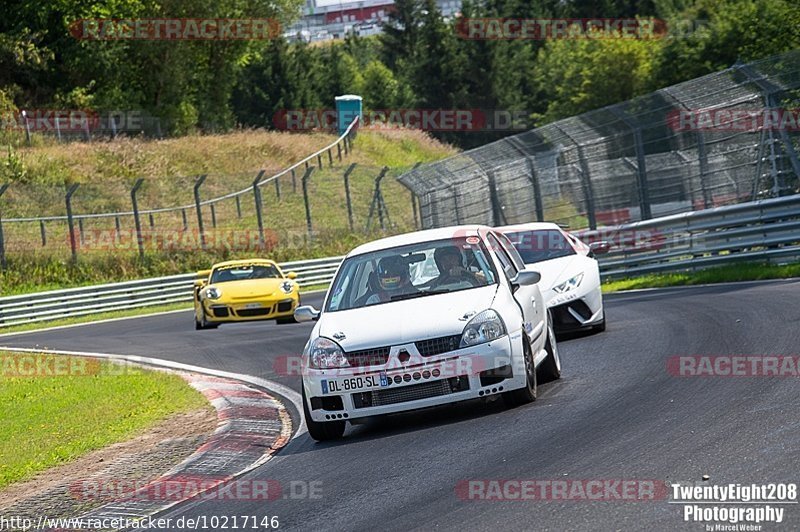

0,129,456,295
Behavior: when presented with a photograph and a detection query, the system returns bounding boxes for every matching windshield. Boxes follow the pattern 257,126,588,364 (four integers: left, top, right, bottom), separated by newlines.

210,264,281,284
325,237,498,312
506,230,576,264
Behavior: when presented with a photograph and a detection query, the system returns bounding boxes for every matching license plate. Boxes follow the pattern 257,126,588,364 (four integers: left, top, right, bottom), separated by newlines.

244,303,262,309
322,372,388,394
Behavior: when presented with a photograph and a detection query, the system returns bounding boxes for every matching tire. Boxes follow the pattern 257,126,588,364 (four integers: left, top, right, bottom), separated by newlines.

195,308,218,330
276,316,297,325
537,320,562,383
503,334,537,407
302,388,345,441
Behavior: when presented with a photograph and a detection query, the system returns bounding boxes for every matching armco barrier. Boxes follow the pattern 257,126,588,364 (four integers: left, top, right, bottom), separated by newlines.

575,195,800,279
3,195,799,328
0,256,343,328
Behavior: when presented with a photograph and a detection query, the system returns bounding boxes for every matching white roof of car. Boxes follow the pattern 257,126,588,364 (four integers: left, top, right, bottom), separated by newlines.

347,225,489,257
497,222,563,233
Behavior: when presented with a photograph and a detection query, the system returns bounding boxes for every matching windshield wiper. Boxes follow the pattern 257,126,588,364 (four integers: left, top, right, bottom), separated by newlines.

390,289,449,301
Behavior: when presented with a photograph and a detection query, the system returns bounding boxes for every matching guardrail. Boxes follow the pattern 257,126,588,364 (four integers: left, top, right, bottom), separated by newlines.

3,195,799,328
575,195,800,279
0,256,343,328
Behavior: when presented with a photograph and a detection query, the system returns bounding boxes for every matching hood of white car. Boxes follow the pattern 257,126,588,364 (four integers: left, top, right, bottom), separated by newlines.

317,284,499,351
528,255,585,293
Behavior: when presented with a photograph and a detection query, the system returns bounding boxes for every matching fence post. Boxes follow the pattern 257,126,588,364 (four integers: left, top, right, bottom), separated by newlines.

317,153,323,169
0,184,8,269
343,163,357,231
210,204,217,228
40,220,47,247
253,170,266,249
696,133,711,208
65,183,80,262
328,148,334,167
194,175,207,250
78,218,85,246
301,167,315,238
337,143,342,162
291,168,297,193
487,171,506,226
275,176,281,201
235,196,242,218
114,216,120,244
366,167,390,231
525,156,545,222
131,178,145,259
22,111,31,146
148,213,155,229
181,209,188,230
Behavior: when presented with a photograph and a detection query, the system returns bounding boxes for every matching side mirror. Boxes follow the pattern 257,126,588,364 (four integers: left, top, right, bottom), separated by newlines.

286,271,298,280
294,305,320,322
589,241,611,255
511,270,541,292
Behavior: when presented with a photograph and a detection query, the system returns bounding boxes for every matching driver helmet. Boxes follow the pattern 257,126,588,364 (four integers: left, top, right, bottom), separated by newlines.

434,245,463,272
376,256,408,291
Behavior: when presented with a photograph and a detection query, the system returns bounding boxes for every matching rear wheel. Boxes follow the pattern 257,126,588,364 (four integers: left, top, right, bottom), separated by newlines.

503,334,537,406
303,388,345,441
537,319,561,383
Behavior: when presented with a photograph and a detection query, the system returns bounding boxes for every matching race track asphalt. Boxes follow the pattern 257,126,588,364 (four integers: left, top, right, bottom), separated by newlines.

3,280,799,531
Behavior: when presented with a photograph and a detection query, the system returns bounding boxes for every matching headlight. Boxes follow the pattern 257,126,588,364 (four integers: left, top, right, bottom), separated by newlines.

308,337,349,369
460,309,507,347
280,281,294,294
552,273,584,294
205,286,222,299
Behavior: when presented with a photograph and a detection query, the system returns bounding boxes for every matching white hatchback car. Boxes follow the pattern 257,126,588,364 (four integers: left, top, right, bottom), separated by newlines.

294,226,561,441
499,222,609,334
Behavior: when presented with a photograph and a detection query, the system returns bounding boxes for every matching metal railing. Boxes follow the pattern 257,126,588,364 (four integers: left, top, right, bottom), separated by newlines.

575,195,800,279
0,256,343,328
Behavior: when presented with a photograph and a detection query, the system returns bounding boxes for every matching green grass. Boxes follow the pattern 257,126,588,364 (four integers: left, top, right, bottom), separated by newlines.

602,262,800,293
0,129,455,295
0,353,210,488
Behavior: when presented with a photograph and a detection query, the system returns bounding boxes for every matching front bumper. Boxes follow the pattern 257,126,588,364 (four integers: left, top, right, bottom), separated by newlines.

547,286,603,332
203,295,299,323
302,332,527,422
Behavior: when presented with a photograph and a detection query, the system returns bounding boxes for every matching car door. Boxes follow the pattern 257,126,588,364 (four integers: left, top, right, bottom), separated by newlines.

485,231,543,347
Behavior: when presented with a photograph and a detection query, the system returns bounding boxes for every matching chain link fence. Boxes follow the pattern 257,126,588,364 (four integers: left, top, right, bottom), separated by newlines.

398,50,800,230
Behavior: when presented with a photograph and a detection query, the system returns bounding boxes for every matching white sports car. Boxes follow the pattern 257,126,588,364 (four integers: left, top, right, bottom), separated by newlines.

499,222,609,334
294,226,561,441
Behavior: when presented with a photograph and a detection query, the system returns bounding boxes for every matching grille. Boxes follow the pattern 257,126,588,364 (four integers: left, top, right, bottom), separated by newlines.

352,377,470,408
344,347,390,368
551,300,593,327
415,335,462,357
212,307,230,318
237,307,272,317
277,300,293,312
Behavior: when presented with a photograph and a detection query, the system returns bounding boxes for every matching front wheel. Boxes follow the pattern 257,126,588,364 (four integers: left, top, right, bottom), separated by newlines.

503,334,537,407
537,320,561,383
303,388,345,441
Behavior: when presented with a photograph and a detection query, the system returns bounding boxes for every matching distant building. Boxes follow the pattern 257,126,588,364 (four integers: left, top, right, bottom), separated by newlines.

284,0,461,42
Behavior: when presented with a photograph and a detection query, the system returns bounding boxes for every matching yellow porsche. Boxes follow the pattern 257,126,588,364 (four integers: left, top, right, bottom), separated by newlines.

194,259,300,330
